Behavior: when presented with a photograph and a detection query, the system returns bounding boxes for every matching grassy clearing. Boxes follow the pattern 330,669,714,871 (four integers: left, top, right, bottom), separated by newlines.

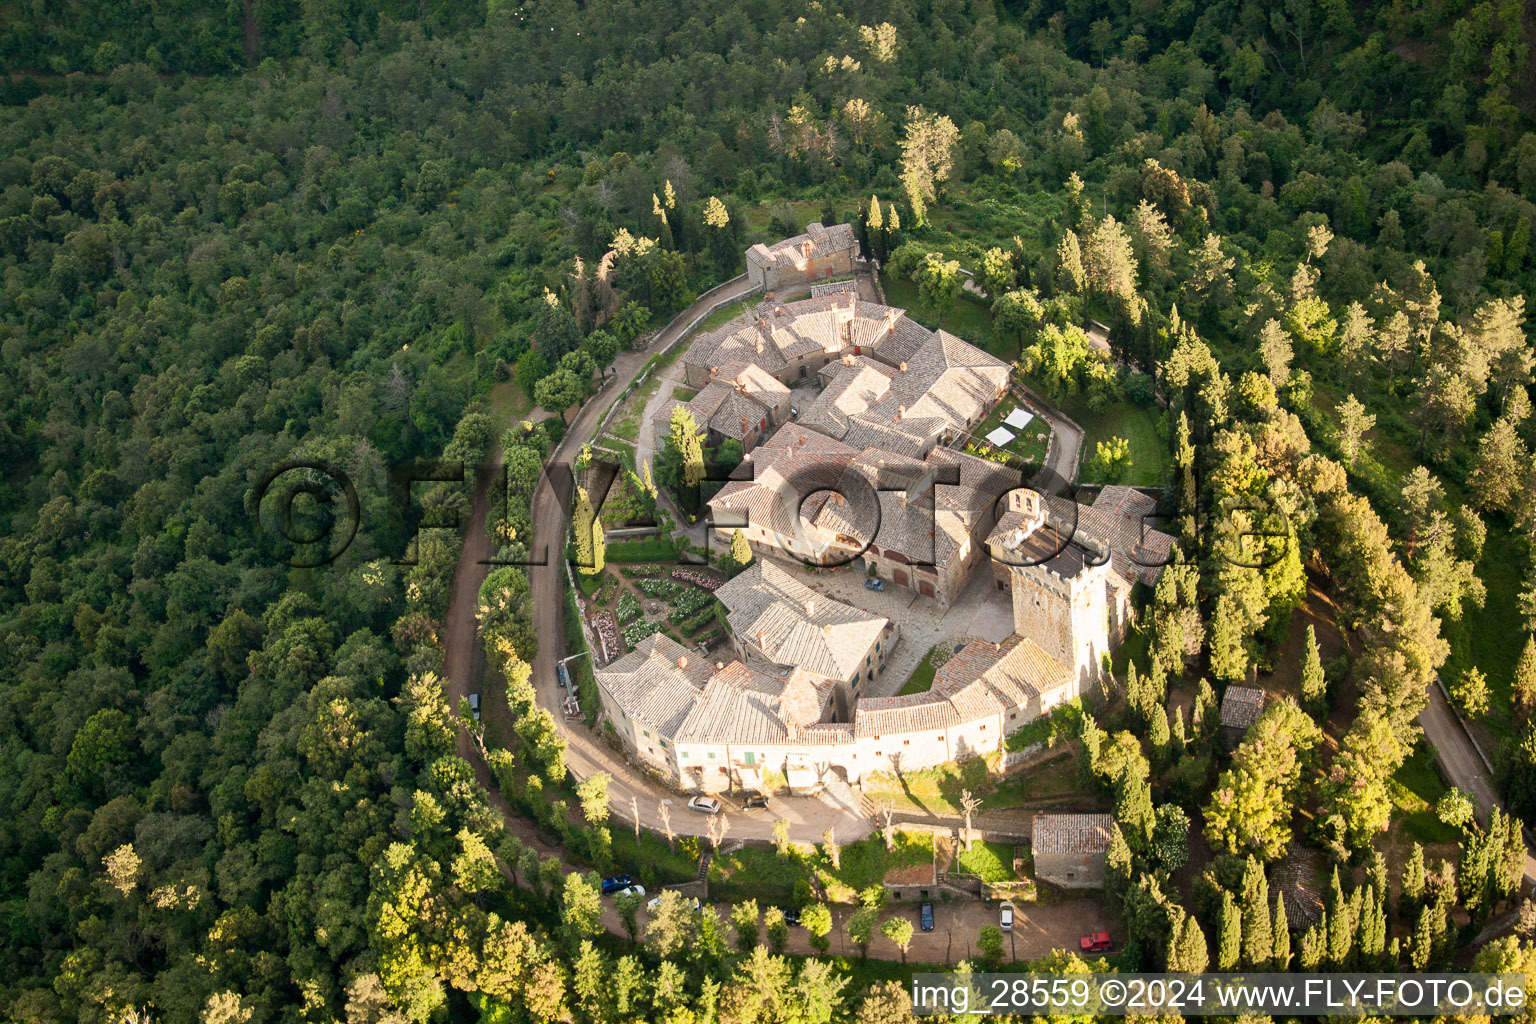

953,840,1016,882
1440,526,1530,746
898,643,950,695
696,298,756,333
1068,399,1168,486
1389,741,1458,845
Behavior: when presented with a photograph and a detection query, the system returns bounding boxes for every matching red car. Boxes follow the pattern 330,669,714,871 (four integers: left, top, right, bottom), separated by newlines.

1080,932,1113,953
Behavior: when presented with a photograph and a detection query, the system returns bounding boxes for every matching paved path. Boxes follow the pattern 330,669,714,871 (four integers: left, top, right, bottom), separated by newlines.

1419,680,1536,890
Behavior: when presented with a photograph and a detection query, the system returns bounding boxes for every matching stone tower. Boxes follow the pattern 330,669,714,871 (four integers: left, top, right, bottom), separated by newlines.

990,489,1113,688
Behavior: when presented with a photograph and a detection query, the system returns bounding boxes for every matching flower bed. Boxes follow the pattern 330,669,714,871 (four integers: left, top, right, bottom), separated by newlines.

622,618,663,645
617,592,643,624
620,563,665,578
670,587,715,618
671,567,722,591
637,578,682,598
591,610,619,661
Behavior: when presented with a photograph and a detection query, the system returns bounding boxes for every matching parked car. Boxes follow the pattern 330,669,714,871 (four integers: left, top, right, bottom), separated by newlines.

556,664,569,689
1080,932,1113,953
613,884,646,899
863,577,885,591
688,795,722,814
782,906,802,928
647,894,702,912
742,793,769,809
467,693,480,720
999,902,1014,932
919,902,934,932
600,874,635,895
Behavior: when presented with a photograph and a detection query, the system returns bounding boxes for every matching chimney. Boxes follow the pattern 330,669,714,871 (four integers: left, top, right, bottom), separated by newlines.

756,631,765,646
715,660,725,670
806,599,816,616
885,308,897,327
899,361,907,373
740,416,749,432
801,240,813,260
895,405,905,421
677,655,689,669
775,306,786,317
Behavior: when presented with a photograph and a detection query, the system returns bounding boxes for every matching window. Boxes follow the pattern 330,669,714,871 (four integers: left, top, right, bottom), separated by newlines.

643,730,650,738
903,739,910,746
660,739,668,748
681,751,689,759
707,752,716,760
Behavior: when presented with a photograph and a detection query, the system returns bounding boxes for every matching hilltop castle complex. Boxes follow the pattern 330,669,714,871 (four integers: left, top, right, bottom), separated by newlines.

598,228,1173,792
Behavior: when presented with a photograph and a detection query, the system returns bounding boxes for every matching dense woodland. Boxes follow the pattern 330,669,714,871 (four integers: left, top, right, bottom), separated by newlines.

3,1,1536,1022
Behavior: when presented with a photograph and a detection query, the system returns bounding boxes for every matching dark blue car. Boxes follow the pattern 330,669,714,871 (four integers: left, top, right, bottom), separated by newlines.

920,902,934,931
600,874,634,895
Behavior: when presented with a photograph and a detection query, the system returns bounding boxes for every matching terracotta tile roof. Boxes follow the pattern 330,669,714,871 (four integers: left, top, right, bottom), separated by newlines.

1032,813,1116,855
596,634,713,735
745,222,858,269
716,561,890,683
1219,686,1267,731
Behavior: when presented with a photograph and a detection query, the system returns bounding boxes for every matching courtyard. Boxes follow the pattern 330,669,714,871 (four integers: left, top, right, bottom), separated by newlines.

758,551,1016,698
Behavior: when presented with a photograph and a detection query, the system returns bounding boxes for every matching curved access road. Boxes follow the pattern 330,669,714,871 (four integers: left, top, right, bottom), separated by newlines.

442,274,874,844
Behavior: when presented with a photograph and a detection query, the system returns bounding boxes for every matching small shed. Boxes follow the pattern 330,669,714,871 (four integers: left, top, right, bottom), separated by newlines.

1031,813,1115,889
1219,686,1267,750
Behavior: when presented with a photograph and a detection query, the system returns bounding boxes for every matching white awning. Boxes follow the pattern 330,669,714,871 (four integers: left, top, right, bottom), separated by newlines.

1003,408,1035,430
985,426,1016,447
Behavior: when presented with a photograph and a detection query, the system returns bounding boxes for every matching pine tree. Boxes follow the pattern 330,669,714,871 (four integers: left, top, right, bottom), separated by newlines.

1241,858,1273,968
1271,896,1291,970
1300,625,1327,715
1217,891,1242,970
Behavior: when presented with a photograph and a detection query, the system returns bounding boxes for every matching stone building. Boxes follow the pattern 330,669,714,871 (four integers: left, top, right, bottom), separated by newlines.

744,222,859,291
651,361,791,453
1032,813,1116,888
1219,685,1267,750
986,487,1174,686
716,559,898,705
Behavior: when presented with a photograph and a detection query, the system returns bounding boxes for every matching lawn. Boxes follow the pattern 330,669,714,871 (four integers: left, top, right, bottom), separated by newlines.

609,825,703,887
1389,741,1459,845
880,273,1016,362
696,298,756,333
606,534,678,562
707,829,935,904
953,840,1016,882
1067,399,1168,487
864,748,1088,816
898,643,949,695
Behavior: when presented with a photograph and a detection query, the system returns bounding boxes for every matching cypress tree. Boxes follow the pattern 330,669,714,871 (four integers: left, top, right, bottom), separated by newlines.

1400,843,1426,918
1168,912,1209,973
1150,708,1172,766
1326,875,1354,969
1300,625,1327,715
1298,919,1325,971
1171,705,1188,755
1103,824,1134,916
1241,857,1273,968
1410,905,1434,970
1271,896,1291,970
1125,661,1142,720
573,485,599,573
1217,891,1242,970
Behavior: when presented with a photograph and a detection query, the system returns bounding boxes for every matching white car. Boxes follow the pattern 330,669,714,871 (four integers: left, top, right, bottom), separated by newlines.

647,893,702,912
612,884,645,899
688,795,722,814
999,901,1015,932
